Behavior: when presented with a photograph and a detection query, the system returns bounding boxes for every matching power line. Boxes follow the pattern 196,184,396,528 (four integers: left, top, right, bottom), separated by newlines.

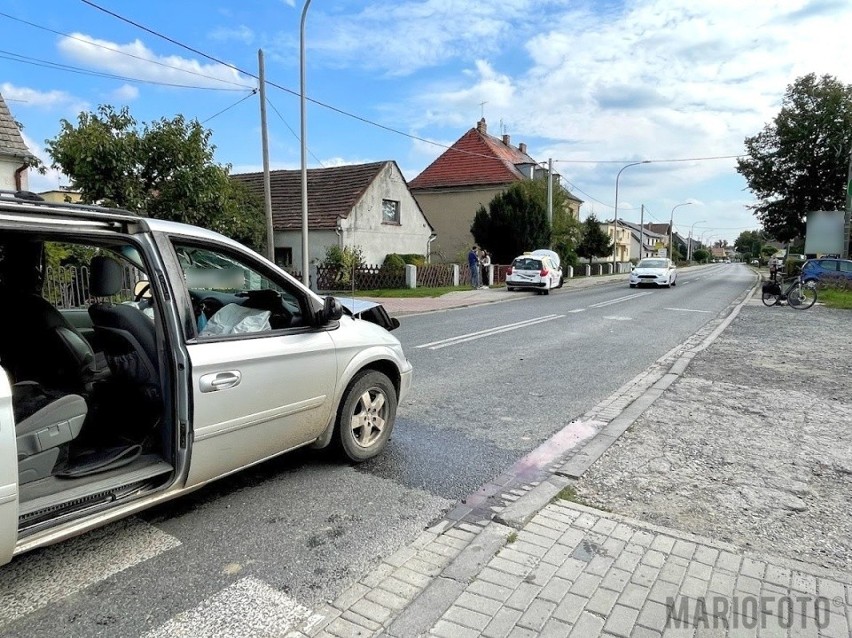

202,90,257,124
554,154,743,165
0,11,254,89
265,98,326,167
0,50,250,91
78,1,748,170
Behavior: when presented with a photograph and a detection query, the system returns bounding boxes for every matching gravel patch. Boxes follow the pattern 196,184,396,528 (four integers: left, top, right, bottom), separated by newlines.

577,300,852,571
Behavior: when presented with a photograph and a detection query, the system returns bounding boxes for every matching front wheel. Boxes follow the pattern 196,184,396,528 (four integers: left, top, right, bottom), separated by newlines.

336,370,397,461
788,283,817,310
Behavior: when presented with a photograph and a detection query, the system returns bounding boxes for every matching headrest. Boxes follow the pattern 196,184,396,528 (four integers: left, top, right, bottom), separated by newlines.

89,256,124,297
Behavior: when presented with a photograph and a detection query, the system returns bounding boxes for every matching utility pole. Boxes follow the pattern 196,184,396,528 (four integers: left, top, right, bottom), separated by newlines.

299,0,313,288
639,204,644,261
258,49,274,263
843,148,852,259
547,158,553,241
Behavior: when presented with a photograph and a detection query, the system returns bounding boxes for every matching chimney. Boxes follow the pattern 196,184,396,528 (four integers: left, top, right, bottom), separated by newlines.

476,118,487,134
502,134,511,146
519,142,527,154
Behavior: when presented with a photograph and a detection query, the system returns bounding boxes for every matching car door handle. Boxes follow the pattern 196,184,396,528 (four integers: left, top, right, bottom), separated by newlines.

199,371,242,393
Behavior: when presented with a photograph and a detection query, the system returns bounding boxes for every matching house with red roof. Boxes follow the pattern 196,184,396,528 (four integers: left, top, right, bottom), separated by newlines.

409,118,582,262
233,161,433,271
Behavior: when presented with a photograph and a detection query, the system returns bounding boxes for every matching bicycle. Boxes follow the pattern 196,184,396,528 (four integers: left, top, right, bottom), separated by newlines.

761,274,817,309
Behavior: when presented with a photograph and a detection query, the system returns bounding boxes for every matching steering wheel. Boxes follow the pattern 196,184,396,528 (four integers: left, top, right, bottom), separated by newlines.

134,283,151,302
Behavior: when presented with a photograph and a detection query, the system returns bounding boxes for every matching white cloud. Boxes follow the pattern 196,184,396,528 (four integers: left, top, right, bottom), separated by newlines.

57,33,254,90
20,132,67,193
110,84,139,102
0,83,87,112
209,25,255,45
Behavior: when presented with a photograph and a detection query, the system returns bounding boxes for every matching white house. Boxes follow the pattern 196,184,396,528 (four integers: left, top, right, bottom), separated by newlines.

0,93,35,192
233,161,435,271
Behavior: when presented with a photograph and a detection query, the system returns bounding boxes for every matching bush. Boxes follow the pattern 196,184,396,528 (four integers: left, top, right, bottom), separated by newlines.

397,253,427,267
382,253,406,273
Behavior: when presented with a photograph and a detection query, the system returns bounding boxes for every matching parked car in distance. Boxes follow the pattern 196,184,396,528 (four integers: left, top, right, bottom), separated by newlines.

0,190,412,565
506,253,563,294
629,258,677,288
800,258,852,284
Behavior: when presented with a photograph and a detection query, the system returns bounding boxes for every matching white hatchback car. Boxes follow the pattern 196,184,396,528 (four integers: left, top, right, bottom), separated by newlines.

506,253,563,294
0,191,412,565
629,258,678,288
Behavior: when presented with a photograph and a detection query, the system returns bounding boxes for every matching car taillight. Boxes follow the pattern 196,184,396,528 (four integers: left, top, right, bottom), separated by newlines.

540,268,549,276
507,267,513,275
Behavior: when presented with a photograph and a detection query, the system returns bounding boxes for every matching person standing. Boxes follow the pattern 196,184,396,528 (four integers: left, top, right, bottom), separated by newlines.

480,250,491,289
468,245,480,288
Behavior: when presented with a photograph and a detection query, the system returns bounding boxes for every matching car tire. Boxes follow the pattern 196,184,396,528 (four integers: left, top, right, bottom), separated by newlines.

629,284,636,288
336,369,397,462
507,287,515,292
558,276,564,289
542,287,550,295
671,278,677,286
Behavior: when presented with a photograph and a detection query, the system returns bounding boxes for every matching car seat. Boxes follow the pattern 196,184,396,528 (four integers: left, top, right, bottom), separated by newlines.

14,381,87,484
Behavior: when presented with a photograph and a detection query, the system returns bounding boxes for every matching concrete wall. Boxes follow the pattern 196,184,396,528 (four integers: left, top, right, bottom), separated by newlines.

0,157,25,191
412,185,505,263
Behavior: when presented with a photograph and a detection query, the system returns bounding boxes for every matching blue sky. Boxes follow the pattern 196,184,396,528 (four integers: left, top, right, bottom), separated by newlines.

3,0,852,245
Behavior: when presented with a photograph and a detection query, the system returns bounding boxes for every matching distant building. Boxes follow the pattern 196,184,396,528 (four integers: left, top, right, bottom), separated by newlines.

232,161,434,270
38,189,83,204
409,118,582,263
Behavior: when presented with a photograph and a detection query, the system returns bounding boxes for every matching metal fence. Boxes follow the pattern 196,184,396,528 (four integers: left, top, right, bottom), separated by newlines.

418,264,455,287
43,264,143,309
316,264,406,292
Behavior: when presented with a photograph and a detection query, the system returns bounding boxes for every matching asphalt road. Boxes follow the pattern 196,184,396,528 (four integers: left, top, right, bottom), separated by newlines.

0,263,756,638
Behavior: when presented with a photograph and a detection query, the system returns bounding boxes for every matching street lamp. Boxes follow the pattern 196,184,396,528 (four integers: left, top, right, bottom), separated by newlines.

299,0,313,288
612,161,650,270
687,220,706,262
669,202,693,259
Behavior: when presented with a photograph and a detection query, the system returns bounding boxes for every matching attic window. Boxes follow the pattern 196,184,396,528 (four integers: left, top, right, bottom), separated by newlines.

382,199,400,225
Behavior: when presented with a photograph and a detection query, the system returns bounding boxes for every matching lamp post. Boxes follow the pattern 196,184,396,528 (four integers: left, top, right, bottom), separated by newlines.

687,220,706,262
669,202,693,260
612,161,650,270
299,0,313,288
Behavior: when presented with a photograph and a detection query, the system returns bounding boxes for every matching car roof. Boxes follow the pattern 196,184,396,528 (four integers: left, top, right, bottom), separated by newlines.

0,191,246,252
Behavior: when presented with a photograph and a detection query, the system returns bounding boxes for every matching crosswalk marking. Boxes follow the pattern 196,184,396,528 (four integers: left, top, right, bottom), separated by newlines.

143,576,325,638
0,518,181,627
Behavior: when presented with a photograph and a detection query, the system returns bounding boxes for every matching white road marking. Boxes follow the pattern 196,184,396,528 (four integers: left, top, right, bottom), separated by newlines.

0,518,181,627
567,308,586,313
603,316,633,321
417,314,564,350
143,576,324,638
664,307,712,313
589,292,652,308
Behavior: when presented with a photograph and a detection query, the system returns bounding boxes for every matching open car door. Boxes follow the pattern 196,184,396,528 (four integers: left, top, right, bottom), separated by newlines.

0,370,19,565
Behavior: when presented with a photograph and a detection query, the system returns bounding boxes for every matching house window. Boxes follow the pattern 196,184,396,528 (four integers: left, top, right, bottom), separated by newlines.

382,199,400,224
274,247,293,268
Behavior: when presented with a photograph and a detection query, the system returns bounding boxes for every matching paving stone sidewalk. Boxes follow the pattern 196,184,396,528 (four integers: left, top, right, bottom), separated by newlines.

278,271,852,638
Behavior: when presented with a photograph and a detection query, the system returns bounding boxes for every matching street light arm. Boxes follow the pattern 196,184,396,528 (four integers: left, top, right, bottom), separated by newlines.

612,160,650,267
668,201,693,258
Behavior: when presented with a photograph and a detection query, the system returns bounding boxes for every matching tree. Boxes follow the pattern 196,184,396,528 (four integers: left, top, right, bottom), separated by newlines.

734,229,768,255
736,73,852,242
576,214,614,265
46,105,266,251
692,248,710,263
470,182,550,263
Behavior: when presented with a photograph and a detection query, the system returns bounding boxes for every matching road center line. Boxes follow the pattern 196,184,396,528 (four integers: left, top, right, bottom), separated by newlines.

589,292,652,308
418,314,565,350
567,309,586,313
664,307,712,313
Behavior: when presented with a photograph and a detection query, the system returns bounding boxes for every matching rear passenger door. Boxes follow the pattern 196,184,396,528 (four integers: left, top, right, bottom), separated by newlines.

0,370,18,565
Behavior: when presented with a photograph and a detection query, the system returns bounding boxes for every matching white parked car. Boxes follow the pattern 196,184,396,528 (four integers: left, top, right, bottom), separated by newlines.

629,258,678,288
0,191,411,565
506,253,563,294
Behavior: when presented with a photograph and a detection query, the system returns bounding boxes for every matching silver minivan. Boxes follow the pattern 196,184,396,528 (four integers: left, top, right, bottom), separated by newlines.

0,193,411,565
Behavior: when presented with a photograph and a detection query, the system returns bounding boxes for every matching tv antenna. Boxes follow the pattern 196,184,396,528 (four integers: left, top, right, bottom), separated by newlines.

479,101,487,118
